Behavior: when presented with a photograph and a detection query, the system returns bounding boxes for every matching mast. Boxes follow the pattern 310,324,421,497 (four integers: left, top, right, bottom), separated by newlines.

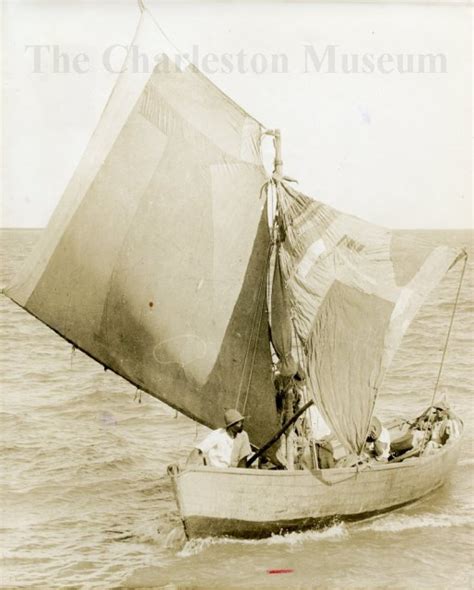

272,129,283,177
265,129,298,470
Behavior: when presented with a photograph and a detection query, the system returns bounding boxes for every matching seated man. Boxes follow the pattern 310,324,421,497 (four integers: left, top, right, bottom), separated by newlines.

438,411,461,444
410,404,458,452
186,409,252,468
308,405,335,469
424,405,460,453
365,416,390,461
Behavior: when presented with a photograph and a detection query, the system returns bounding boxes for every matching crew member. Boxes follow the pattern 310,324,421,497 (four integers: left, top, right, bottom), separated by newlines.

186,409,252,468
308,404,335,468
366,416,390,461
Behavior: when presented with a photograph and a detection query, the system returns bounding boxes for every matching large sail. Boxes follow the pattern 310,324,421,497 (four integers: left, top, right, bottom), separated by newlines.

276,181,465,454
5,11,281,448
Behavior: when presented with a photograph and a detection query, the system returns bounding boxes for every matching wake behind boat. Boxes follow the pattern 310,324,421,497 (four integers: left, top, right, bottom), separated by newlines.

4,2,467,541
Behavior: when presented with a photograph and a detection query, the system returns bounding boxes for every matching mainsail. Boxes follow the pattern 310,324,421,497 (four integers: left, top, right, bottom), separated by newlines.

274,181,465,454
5,11,281,448
6,8,465,459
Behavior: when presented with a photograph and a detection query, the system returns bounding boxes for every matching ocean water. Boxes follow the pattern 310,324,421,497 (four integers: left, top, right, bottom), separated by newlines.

1,228,473,590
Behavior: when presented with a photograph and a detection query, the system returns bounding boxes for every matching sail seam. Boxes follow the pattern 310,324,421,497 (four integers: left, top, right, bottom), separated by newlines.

241,261,270,414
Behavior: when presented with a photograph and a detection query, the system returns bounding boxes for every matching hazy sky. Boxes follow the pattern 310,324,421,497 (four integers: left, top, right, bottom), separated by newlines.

2,1,472,228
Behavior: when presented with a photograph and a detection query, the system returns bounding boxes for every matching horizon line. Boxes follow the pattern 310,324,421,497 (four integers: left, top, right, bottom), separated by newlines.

1,226,473,232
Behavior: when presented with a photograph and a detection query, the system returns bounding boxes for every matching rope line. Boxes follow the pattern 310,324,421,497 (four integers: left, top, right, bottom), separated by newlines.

137,0,267,128
417,252,468,452
237,178,275,410
137,0,193,68
313,462,373,486
430,252,468,407
235,248,270,409
242,273,268,413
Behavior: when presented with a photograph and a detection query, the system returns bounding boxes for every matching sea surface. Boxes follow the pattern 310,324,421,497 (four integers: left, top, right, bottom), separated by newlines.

1,228,473,590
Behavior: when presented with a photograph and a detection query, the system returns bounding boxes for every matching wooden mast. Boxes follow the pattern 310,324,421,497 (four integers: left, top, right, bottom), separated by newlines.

272,129,283,177
265,129,296,470
273,129,293,469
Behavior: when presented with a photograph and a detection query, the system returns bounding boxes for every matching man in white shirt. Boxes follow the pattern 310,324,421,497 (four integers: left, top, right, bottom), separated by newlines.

308,404,335,469
186,409,252,468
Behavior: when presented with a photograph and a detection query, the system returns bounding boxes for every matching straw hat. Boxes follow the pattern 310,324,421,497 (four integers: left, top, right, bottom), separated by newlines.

224,409,245,428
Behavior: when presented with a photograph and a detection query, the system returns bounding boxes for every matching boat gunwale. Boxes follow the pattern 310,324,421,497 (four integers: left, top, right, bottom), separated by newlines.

173,429,463,480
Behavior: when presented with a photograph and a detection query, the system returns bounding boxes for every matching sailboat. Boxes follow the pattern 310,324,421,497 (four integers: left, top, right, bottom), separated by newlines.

5,4,467,540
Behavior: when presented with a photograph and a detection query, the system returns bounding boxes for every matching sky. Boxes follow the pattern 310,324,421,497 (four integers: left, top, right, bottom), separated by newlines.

1,1,472,228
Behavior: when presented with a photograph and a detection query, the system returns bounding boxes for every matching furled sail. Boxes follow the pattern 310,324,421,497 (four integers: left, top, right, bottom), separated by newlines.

5,11,281,448
270,245,297,377
276,181,465,454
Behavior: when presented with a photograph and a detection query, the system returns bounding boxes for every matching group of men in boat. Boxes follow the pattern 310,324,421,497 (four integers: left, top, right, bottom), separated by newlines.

186,402,460,469
185,348,459,471
390,402,461,459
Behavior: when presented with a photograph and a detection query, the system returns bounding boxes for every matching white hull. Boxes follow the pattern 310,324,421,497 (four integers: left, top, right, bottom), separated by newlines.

169,437,462,539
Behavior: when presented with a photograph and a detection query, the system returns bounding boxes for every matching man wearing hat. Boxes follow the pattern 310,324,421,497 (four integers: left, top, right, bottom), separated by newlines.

186,409,252,468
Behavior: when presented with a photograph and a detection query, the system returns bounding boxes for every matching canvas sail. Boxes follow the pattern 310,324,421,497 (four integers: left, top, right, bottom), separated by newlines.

275,181,465,454
5,11,281,448
6,8,465,461
270,245,298,377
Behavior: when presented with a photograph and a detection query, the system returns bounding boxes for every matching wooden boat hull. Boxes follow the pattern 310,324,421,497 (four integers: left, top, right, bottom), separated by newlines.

168,437,462,539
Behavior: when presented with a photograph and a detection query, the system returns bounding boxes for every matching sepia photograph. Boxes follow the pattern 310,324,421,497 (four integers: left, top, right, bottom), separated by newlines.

1,1,472,588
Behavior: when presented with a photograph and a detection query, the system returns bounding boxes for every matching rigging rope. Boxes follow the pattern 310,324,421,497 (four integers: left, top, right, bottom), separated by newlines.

242,276,267,414
137,0,193,69
236,174,279,411
429,251,468,407
265,178,280,369
238,178,281,413
235,246,270,410
364,251,468,456
138,0,268,129
416,252,467,453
